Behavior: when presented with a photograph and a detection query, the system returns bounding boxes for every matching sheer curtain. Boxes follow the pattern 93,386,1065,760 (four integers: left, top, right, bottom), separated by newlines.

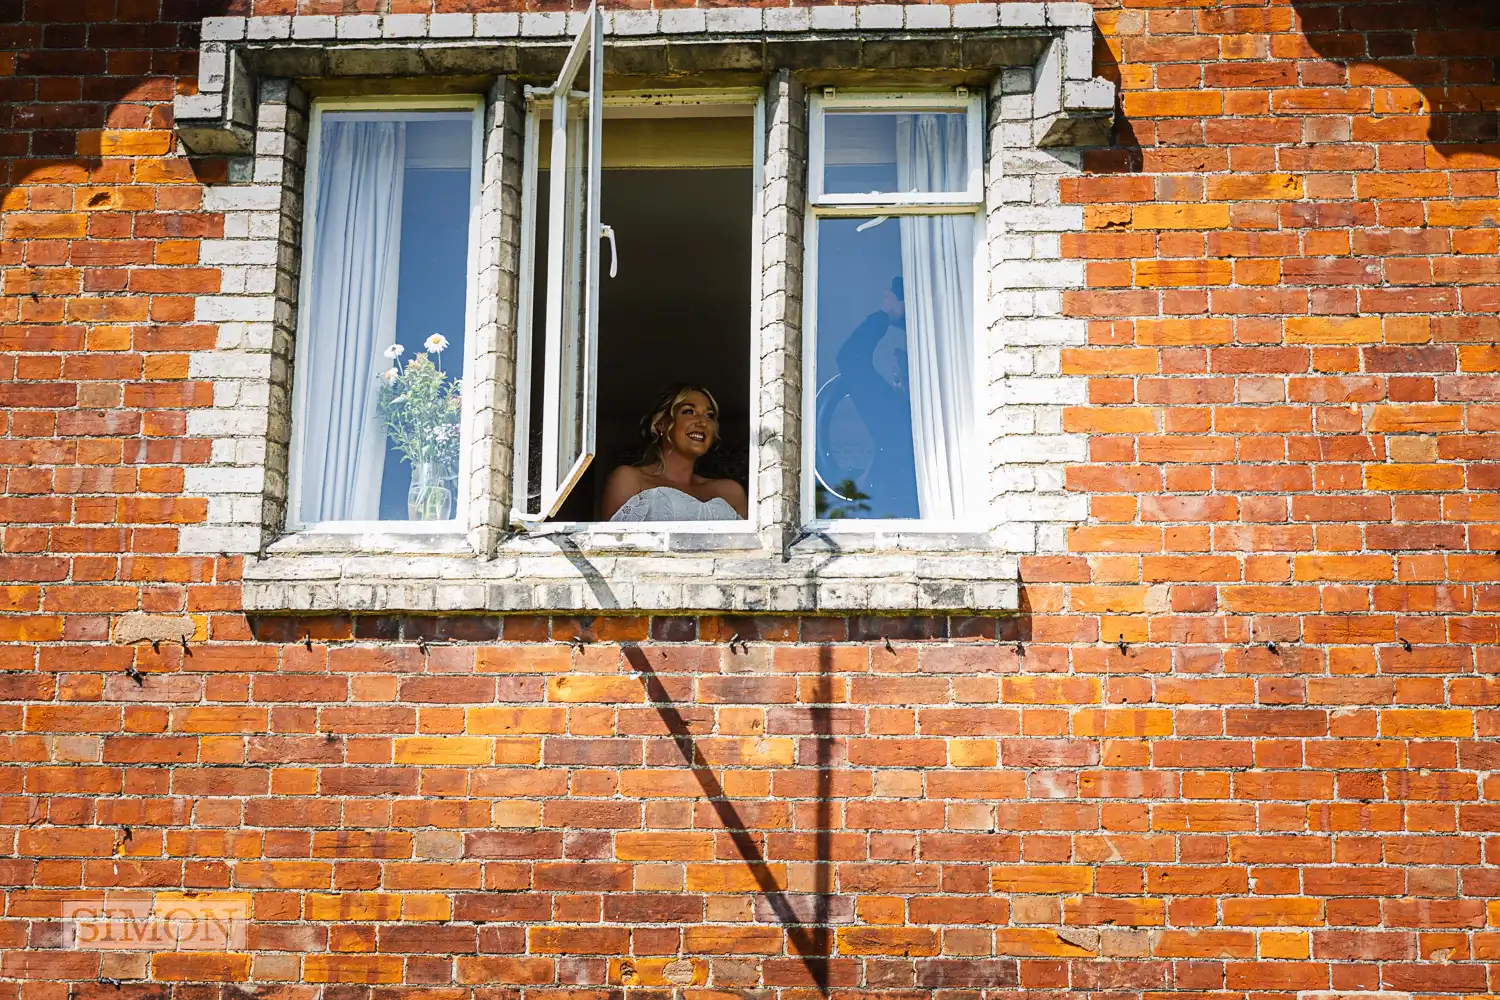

298,119,406,523
896,114,978,521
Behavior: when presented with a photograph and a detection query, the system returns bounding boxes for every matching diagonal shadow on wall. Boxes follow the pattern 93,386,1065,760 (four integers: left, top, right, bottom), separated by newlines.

622,643,834,994
549,537,835,992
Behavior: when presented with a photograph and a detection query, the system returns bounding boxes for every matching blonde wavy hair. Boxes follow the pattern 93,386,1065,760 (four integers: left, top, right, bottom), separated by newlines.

638,384,721,470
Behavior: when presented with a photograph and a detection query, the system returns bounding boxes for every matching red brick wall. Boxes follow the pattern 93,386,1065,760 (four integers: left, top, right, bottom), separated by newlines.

4,0,1500,995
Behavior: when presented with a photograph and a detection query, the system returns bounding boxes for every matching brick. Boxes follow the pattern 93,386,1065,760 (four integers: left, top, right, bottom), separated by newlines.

1132,204,1232,230
1381,710,1473,738
991,865,1092,893
1285,316,1383,345
1123,91,1223,117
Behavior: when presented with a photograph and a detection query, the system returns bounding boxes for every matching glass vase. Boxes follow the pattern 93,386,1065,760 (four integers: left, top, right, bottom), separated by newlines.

407,460,453,522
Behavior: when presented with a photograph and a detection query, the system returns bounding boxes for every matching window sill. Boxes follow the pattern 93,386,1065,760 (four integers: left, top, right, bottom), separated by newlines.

243,526,1020,614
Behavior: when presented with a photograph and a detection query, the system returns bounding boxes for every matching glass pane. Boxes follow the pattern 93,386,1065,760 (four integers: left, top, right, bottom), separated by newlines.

814,215,977,521
822,110,970,197
553,110,590,495
538,8,601,518
295,109,473,524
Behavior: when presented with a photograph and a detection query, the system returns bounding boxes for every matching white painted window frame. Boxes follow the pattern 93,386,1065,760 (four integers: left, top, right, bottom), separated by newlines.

536,1,604,521
801,88,990,533
285,94,485,535
808,89,985,208
509,88,767,536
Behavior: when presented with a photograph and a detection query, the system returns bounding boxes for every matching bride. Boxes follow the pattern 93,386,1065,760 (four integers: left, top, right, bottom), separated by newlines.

602,385,748,522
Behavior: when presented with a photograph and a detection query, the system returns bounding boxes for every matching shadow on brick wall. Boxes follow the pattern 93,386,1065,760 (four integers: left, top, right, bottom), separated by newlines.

1285,0,1496,145
0,0,234,212
1086,0,1498,177
626,644,836,992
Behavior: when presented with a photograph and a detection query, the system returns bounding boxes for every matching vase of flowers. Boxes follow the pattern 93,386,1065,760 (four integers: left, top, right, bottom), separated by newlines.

376,334,461,522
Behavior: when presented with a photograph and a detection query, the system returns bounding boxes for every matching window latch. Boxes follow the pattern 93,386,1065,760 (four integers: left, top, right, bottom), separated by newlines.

600,224,618,278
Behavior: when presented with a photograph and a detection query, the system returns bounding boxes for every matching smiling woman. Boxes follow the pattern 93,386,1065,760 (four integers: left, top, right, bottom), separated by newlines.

601,385,749,522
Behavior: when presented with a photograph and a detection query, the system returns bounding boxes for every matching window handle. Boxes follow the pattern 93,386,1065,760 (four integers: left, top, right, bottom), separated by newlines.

600,224,618,278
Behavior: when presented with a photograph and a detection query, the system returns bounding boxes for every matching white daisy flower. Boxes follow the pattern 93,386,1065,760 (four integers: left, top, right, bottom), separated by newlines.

383,344,404,359
382,368,399,385
424,333,449,354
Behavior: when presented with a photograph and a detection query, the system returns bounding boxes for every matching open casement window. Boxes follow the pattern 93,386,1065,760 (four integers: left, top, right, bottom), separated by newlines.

513,3,605,521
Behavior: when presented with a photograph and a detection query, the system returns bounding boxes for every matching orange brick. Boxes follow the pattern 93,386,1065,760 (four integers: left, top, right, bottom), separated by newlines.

304,893,402,922
1284,316,1383,344
1154,930,1256,959
1222,898,1324,927
1135,318,1233,345
302,955,403,984
466,706,566,734
546,675,645,703
1380,710,1473,738
393,737,497,765
529,926,630,955
1365,464,1464,492
835,927,938,956
1135,259,1233,287
1072,710,1174,738
1206,174,1305,201
89,129,176,156
5,213,87,239
1063,407,1157,434
1367,404,1465,432
1292,556,1394,582
1061,348,1159,375
1123,91,1223,117
1132,204,1232,230
1459,345,1500,372
993,928,1096,957
615,833,716,861
1261,931,1310,959
151,953,251,982
991,865,1093,894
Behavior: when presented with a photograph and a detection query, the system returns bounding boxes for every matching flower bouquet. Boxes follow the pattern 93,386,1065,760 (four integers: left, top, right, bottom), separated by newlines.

376,335,461,521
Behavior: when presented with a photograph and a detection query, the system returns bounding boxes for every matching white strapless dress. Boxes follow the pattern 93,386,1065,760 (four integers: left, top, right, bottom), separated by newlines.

610,486,742,523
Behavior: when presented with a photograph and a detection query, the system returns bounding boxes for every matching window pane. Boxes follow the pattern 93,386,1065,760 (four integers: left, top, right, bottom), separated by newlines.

295,109,473,524
814,215,978,520
550,109,591,505
536,7,602,520
822,110,970,197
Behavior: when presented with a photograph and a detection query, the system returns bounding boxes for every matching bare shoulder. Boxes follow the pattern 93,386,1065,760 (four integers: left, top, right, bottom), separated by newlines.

605,464,648,491
602,464,651,520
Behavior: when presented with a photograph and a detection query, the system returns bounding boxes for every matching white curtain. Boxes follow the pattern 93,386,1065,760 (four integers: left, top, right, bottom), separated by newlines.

896,114,978,520
298,119,406,523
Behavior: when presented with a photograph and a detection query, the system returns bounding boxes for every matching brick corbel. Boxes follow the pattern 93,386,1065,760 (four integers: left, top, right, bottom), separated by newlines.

1033,23,1116,147
174,2,1116,156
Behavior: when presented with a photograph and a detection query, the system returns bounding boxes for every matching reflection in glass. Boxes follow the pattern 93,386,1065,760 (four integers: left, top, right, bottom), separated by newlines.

294,110,474,524
814,213,977,521
822,110,969,197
